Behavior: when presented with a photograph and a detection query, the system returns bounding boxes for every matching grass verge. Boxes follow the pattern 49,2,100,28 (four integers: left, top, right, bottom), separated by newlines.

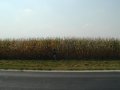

0,60,120,70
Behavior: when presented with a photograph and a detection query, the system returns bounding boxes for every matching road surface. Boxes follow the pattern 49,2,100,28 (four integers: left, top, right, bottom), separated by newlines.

0,71,120,90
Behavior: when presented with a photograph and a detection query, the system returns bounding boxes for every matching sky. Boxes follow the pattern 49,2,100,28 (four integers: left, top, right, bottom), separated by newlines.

0,0,120,39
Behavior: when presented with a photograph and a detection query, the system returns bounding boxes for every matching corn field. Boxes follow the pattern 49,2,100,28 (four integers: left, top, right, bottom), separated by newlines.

0,38,119,60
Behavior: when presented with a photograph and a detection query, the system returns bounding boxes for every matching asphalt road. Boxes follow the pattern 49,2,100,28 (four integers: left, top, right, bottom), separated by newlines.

0,71,120,90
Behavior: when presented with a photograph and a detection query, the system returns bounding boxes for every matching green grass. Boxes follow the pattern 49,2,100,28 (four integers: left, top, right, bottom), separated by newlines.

0,60,120,70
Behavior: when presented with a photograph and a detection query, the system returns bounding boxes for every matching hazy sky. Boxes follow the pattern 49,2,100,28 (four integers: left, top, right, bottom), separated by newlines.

0,0,120,39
